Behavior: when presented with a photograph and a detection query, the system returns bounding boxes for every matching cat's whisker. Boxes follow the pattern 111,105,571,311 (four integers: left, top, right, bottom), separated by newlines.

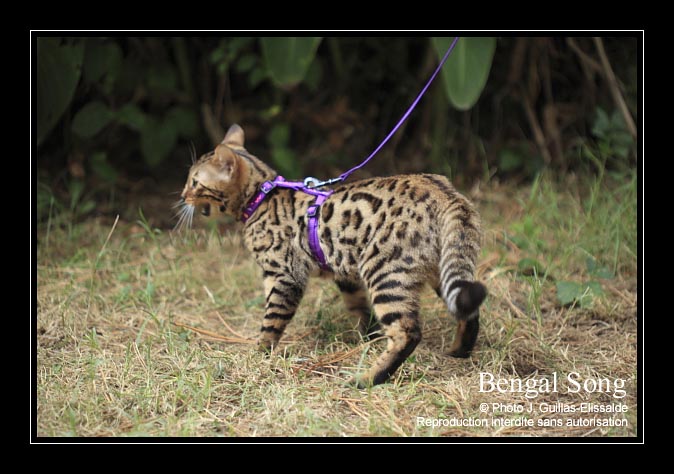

180,209,191,231
173,208,186,220
173,203,195,232
189,141,197,165
186,205,195,229
174,203,187,218
173,208,185,232
185,206,194,230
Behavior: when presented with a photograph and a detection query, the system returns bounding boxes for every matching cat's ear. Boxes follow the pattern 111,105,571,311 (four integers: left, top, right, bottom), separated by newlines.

213,150,239,178
222,124,245,148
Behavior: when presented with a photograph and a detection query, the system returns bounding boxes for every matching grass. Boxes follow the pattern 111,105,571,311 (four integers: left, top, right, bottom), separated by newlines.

36,169,638,437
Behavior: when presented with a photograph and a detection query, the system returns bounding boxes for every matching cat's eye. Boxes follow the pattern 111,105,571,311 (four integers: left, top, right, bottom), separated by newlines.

192,179,198,188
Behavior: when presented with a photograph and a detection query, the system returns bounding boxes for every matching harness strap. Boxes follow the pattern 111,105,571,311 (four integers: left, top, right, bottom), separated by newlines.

240,177,284,222
241,176,333,271
306,191,333,271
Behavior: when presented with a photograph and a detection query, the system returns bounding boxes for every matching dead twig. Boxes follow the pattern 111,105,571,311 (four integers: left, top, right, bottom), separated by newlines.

341,398,370,422
287,328,315,342
201,103,225,146
507,37,528,84
172,321,255,344
215,311,249,340
99,214,120,256
418,383,464,418
566,38,603,74
521,88,554,165
593,37,637,139
292,337,385,375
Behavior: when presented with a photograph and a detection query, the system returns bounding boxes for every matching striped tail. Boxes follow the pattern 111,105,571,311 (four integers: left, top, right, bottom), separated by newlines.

437,195,487,358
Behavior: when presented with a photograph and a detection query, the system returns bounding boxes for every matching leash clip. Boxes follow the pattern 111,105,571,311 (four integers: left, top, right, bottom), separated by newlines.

303,177,321,188
303,176,343,189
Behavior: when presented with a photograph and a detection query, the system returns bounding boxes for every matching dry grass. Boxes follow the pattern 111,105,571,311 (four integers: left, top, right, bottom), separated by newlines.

35,172,638,437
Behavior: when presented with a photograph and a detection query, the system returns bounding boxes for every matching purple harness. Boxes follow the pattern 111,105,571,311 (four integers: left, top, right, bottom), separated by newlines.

238,37,460,271
241,176,334,270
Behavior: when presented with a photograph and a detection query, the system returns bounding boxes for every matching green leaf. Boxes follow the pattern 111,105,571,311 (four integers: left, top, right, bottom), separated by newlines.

37,38,84,145
556,281,582,306
165,106,199,138
140,118,177,168
304,60,323,92
614,144,629,159
68,179,85,211
261,37,322,89
517,258,546,276
268,123,290,147
271,148,297,177
432,37,496,110
499,148,524,172
209,44,227,64
248,67,268,88
217,62,229,76
114,57,143,97
72,101,114,139
90,152,117,183
146,64,178,97
592,108,634,160
235,53,257,73
505,232,528,251
83,40,123,92
609,109,626,129
613,131,634,148
229,37,254,54
144,279,155,301
116,103,147,131
556,280,603,307
260,104,282,120
244,295,265,309
586,281,604,297
78,200,96,216
586,257,613,279
592,107,610,138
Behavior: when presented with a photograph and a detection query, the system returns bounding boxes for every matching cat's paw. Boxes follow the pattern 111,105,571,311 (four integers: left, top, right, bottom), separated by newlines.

345,375,372,389
447,348,471,358
256,340,273,356
359,323,383,341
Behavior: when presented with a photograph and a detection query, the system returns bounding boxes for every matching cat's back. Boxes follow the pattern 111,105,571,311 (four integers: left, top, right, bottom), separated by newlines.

324,173,464,226
318,174,476,273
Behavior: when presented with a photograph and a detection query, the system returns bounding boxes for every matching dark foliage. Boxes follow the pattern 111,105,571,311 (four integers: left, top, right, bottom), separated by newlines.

36,36,638,219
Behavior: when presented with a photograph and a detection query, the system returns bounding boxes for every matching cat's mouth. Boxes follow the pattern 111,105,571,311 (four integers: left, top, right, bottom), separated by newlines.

183,196,211,217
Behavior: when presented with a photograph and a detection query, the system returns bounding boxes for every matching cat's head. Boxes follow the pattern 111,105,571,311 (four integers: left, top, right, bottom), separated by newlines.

176,124,261,229
176,125,247,227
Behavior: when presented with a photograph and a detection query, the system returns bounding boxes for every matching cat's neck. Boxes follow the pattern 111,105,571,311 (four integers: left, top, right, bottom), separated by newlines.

233,149,278,221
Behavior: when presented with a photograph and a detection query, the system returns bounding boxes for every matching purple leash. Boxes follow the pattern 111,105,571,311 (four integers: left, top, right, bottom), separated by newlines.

316,36,460,187
241,37,460,270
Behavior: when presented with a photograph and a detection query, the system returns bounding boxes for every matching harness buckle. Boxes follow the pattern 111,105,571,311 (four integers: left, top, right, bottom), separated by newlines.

260,181,276,194
306,204,319,217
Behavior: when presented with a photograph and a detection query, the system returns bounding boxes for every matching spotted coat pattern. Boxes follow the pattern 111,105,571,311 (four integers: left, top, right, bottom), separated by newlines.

181,125,487,387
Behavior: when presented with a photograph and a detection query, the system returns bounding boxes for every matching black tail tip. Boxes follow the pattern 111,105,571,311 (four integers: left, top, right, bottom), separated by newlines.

455,281,487,315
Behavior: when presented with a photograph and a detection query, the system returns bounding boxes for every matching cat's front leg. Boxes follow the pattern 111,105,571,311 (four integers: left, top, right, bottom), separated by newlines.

258,270,307,352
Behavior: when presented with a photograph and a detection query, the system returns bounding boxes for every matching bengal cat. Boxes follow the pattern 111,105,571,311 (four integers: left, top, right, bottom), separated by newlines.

178,124,487,387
